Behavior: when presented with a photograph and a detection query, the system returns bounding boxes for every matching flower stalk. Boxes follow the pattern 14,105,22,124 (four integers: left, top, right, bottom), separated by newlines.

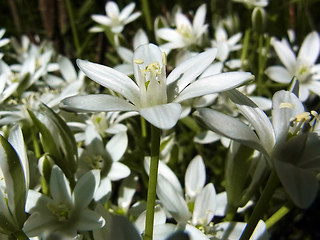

240,170,279,240
144,125,161,240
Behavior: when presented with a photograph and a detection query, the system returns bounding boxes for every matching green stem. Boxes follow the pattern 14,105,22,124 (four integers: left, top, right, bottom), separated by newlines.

65,0,81,57
257,33,264,96
141,0,153,32
241,29,251,70
265,202,292,229
140,116,147,139
239,170,279,240
144,125,161,240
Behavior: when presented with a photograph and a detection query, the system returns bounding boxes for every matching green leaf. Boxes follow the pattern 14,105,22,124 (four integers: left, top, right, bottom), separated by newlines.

0,134,26,229
28,104,78,185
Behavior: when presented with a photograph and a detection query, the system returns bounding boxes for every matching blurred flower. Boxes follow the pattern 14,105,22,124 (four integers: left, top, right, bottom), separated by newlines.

61,43,252,129
211,25,242,62
114,29,149,75
156,4,208,53
23,165,105,238
0,29,10,59
77,125,130,201
232,0,269,8
91,1,141,34
265,31,320,101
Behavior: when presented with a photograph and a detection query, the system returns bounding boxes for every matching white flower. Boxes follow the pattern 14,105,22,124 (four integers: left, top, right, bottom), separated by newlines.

61,43,253,130
232,0,269,8
156,4,208,53
23,165,105,238
77,125,130,201
265,31,320,101
211,26,242,62
195,89,320,208
91,1,141,34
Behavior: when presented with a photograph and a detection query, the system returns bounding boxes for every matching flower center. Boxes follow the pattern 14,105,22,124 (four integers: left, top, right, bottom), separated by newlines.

84,155,104,170
134,53,167,107
295,60,313,83
290,110,319,135
178,24,192,40
47,201,72,222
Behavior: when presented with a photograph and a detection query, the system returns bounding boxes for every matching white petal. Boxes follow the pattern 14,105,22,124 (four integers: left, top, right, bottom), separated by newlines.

91,15,112,26
298,31,320,64
185,155,206,200
192,183,216,226
118,175,138,210
195,108,266,154
108,162,130,181
272,38,297,73
174,72,253,103
265,66,291,83
77,59,140,104
106,1,119,17
167,48,217,94
94,178,112,201
144,157,183,195
114,64,133,76
123,12,141,25
215,191,228,217
58,56,77,82
271,90,304,143
213,220,269,240
194,130,221,144
185,224,210,240
192,4,207,33
50,166,72,204
139,103,182,130
77,208,105,231
133,29,149,49
156,28,184,45
73,170,100,209
106,131,128,162
117,46,133,63
119,2,135,20
60,94,137,112
226,90,275,157
156,175,190,224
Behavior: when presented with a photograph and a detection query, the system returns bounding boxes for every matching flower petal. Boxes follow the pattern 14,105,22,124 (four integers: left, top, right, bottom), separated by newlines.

272,38,297,73
195,108,265,154
271,90,304,144
192,183,216,226
108,162,130,181
265,66,292,83
76,208,105,231
73,170,100,210
106,131,128,162
156,175,190,224
50,166,72,205
167,48,217,99
185,155,206,200
174,72,253,103
298,31,320,64
60,94,137,112
139,103,182,130
77,59,140,105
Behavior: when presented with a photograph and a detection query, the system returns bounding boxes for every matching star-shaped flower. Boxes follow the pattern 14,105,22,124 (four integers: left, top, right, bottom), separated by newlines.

61,43,253,130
